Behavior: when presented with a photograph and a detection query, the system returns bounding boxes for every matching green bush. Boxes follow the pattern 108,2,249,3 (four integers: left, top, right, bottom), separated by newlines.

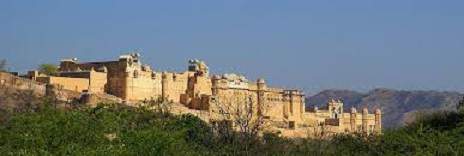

0,104,207,155
1,102,464,155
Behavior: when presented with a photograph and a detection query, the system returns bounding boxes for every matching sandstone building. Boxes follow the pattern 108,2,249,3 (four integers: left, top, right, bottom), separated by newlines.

23,53,381,137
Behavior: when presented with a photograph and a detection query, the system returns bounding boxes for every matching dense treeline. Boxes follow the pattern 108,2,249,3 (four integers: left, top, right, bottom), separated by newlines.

1,102,464,155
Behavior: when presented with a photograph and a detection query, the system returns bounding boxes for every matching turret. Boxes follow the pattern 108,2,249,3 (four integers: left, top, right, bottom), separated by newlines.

161,72,168,101
188,59,209,76
211,75,221,96
257,78,266,90
257,78,266,115
328,99,333,115
328,99,343,119
362,108,369,134
350,107,357,132
375,108,382,134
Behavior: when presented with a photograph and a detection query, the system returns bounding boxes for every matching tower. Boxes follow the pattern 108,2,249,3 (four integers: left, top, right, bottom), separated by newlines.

161,72,168,101
362,108,369,134
375,108,382,134
288,91,295,115
350,107,357,132
328,99,343,119
257,78,266,116
211,75,221,96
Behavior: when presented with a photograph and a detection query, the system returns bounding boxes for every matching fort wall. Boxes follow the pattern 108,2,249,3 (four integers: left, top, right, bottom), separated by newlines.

0,72,46,96
57,71,108,94
19,53,381,138
36,76,89,92
162,72,189,103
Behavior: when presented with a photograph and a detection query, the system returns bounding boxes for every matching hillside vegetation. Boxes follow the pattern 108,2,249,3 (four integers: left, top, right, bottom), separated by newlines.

1,101,464,155
307,88,462,127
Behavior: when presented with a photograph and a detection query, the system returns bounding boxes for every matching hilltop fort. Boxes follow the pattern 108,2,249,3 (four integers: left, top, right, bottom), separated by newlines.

2,53,381,137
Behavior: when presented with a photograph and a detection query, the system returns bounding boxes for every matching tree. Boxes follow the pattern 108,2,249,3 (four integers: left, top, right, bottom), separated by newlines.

458,96,464,112
0,59,7,72
38,64,58,75
211,95,271,148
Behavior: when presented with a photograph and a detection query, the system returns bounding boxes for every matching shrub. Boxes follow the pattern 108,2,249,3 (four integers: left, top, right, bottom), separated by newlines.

1,103,464,155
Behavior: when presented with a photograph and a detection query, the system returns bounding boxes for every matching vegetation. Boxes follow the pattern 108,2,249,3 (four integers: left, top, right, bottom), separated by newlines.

38,64,58,76
1,100,464,155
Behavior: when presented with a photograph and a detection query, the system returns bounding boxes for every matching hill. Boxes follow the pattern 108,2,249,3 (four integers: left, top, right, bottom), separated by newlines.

306,88,463,128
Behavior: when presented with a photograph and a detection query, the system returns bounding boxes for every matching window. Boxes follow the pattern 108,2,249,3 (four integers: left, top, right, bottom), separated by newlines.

133,70,139,78
288,121,296,129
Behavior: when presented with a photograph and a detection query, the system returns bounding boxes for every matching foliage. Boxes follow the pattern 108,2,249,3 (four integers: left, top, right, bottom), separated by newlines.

458,96,464,112
1,101,464,155
38,64,58,76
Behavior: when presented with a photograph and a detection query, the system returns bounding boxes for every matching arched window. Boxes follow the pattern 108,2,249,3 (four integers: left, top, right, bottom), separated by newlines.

133,70,139,78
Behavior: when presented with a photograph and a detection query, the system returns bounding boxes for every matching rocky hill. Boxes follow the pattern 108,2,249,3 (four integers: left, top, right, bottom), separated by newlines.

306,89,463,128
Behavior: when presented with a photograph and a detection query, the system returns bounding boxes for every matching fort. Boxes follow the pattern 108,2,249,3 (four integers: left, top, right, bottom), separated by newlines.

7,53,381,138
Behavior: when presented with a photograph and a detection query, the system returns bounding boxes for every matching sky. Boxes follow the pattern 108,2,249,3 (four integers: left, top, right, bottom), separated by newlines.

1,0,464,94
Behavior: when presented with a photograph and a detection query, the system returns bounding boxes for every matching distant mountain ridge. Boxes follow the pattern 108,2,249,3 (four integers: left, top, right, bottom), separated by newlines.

306,88,463,128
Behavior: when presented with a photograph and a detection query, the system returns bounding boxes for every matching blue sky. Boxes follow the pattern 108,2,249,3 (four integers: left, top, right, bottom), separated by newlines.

1,0,463,94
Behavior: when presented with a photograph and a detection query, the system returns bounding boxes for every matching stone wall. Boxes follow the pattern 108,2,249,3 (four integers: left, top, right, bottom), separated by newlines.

0,72,46,96
182,72,212,109
162,72,189,103
58,71,108,94
59,59,125,98
125,74,162,102
36,76,89,92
